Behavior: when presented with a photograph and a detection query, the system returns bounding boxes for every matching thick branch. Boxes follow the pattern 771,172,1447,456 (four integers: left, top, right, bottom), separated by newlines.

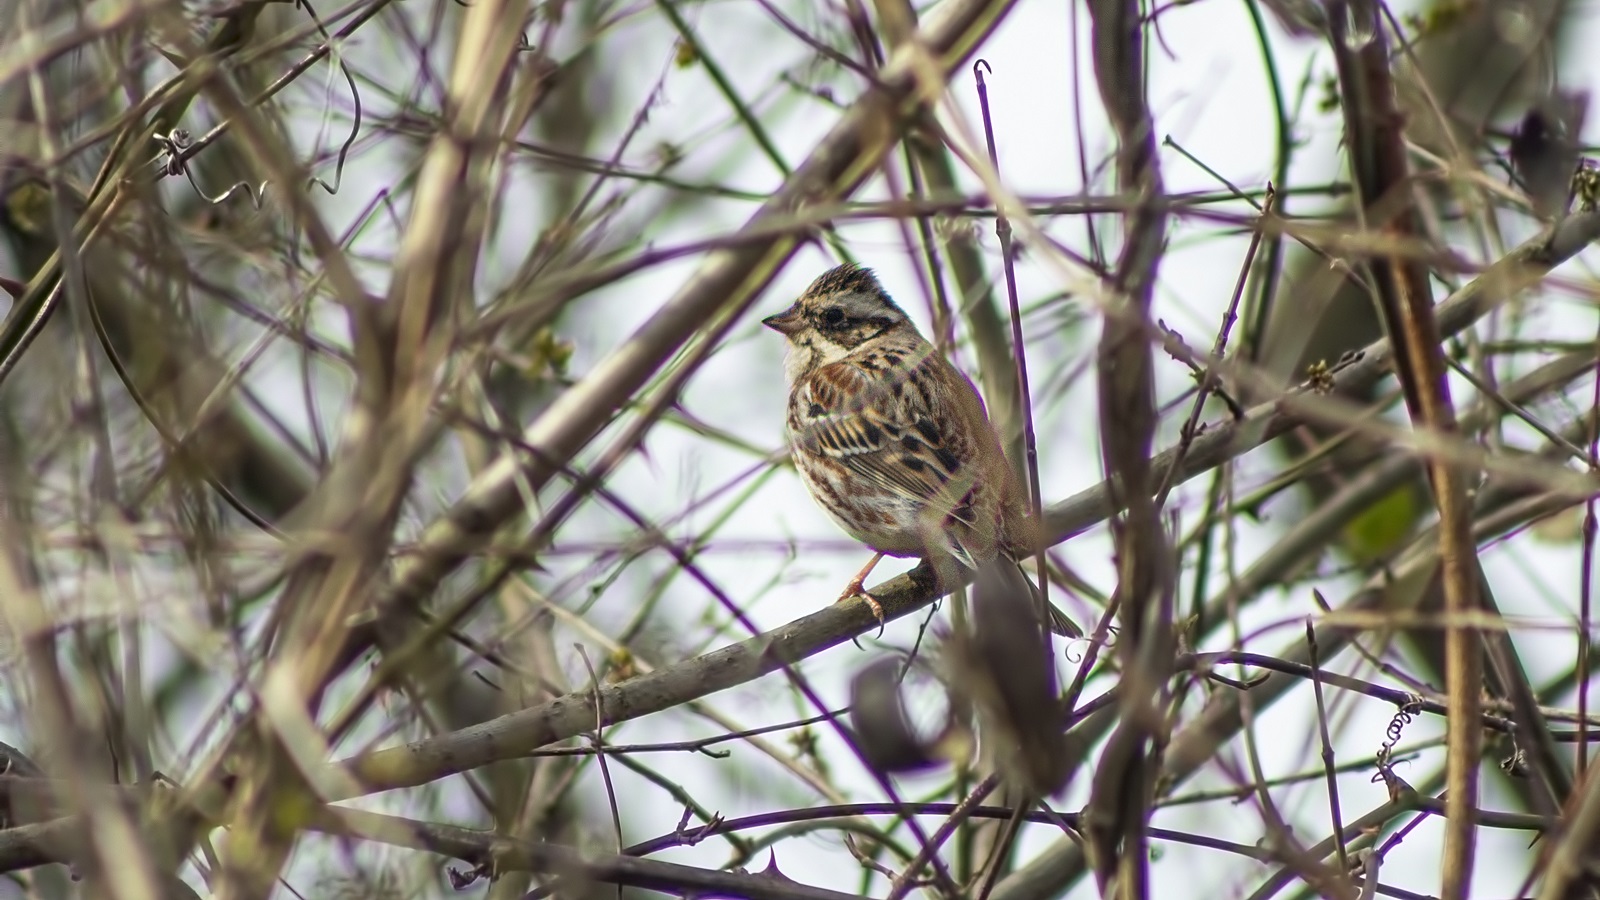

325,213,1600,800
1083,0,1171,893
1326,5,1483,893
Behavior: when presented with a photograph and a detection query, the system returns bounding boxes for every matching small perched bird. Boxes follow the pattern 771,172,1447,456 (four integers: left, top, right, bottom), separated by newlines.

763,263,1080,638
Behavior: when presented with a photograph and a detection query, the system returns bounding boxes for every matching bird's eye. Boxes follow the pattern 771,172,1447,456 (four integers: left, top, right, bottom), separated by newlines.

822,307,846,327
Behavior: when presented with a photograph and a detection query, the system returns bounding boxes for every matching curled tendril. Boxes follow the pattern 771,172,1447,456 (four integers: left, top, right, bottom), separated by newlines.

151,0,365,204
1371,693,1422,784
152,131,269,208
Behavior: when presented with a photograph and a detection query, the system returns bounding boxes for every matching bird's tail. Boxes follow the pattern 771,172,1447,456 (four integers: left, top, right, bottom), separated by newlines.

1002,555,1083,639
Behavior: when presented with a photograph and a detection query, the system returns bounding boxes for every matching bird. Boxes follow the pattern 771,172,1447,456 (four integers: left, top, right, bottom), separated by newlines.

763,263,1081,638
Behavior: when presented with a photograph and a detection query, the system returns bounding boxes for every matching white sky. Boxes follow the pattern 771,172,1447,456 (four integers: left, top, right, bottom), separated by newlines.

8,0,1600,896
306,0,1600,896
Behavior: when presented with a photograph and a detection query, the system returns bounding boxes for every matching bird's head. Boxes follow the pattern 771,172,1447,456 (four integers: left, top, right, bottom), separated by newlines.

762,265,911,373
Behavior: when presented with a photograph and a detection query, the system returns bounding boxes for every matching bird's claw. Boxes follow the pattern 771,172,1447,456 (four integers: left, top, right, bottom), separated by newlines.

837,579,886,638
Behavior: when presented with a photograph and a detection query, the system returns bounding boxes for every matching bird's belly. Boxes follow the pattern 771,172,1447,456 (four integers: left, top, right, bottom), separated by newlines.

795,457,924,557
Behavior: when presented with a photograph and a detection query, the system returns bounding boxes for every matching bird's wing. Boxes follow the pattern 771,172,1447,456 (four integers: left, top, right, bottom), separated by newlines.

793,356,979,533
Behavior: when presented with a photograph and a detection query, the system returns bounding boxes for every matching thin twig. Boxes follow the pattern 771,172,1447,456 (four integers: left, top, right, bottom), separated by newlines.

1307,622,1349,878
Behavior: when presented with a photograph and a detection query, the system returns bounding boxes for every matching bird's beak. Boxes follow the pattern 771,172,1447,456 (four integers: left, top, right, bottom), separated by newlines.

762,306,804,336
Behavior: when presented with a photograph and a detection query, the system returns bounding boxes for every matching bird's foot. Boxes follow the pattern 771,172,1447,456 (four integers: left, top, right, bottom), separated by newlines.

837,578,886,637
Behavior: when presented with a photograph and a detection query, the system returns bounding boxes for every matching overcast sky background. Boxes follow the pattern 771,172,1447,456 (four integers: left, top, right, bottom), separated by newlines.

295,0,1600,895
9,0,1599,895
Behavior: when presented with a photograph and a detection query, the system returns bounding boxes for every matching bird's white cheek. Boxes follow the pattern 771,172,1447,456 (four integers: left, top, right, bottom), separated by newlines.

782,341,811,384
808,337,850,368
783,337,832,383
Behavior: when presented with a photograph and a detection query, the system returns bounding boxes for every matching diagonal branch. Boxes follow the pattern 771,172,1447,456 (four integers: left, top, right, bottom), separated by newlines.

325,212,1600,801
1537,757,1600,899
991,407,1600,900
209,1,531,895
357,0,1022,632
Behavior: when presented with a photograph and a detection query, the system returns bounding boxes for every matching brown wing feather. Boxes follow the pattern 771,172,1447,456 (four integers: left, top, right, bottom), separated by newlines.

793,347,993,564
